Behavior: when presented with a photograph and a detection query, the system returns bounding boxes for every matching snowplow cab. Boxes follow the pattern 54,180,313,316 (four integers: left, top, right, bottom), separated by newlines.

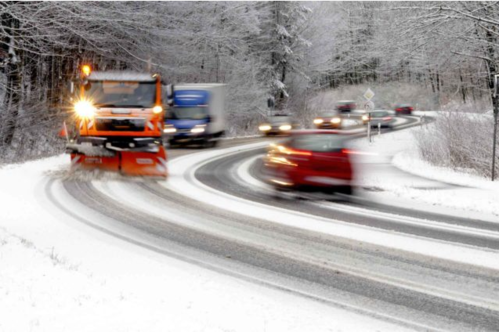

67,66,167,177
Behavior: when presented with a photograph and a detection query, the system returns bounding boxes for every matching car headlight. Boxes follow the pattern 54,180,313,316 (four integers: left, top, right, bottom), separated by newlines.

74,100,95,118
362,115,369,121
331,117,341,124
279,124,292,131
313,118,324,124
191,124,206,133
163,125,176,134
259,124,271,131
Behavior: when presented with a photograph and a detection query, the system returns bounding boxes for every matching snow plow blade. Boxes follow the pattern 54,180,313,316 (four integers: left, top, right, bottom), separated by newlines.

70,147,167,177
120,148,167,177
71,153,120,173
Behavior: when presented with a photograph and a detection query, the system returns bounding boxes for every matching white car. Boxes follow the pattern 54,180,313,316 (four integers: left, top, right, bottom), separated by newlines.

367,110,395,129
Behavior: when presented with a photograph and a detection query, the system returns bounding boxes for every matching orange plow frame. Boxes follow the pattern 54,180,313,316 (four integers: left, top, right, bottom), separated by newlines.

70,147,167,177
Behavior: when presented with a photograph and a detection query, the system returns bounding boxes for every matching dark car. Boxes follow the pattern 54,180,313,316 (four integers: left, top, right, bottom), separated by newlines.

259,115,298,136
335,100,356,113
394,104,414,115
263,130,354,195
313,112,343,129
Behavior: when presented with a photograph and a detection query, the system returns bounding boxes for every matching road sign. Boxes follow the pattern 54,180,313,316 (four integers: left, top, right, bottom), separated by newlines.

364,88,375,100
364,101,374,111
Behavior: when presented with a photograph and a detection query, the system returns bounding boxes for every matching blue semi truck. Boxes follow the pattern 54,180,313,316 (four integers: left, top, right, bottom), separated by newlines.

163,84,226,148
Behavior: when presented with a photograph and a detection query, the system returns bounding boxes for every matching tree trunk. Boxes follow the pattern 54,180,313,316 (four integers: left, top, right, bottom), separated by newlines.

459,70,467,103
485,27,497,103
1,11,22,146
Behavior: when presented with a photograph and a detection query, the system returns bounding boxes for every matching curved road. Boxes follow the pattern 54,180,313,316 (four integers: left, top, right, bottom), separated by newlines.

47,116,499,331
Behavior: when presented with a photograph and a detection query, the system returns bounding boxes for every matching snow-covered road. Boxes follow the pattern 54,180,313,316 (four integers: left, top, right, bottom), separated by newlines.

2,116,499,331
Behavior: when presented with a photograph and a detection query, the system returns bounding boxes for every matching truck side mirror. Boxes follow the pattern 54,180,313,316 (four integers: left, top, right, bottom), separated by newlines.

164,84,174,106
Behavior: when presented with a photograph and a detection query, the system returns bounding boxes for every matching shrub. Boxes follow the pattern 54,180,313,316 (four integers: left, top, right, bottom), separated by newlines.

414,111,499,178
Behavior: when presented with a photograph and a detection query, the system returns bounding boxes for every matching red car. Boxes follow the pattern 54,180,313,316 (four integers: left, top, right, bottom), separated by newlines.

394,104,414,115
263,130,354,195
335,100,356,113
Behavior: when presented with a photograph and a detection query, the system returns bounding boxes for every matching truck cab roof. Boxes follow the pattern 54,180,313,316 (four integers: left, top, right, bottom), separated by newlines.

87,71,157,82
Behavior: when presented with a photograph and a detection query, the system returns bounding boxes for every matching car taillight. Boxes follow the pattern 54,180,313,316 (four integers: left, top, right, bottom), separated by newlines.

342,149,379,156
383,116,392,121
396,108,402,112
341,149,355,155
408,107,413,111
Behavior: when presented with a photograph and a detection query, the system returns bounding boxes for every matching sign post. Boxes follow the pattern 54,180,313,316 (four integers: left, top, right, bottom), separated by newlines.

492,76,499,181
364,88,375,141
367,122,371,143
493,97,498,181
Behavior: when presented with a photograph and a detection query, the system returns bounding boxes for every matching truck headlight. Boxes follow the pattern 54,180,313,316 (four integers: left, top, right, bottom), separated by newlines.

153,105,163,114
74,100,95,118
163,125,176,134
279,124,292,131
313,118,323,124
191,124,206,133
331,117,341,124
259,124,271,131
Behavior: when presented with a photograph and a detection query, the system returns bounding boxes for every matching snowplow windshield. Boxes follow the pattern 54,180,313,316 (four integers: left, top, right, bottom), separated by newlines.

167,107,209,120
83,81,156,108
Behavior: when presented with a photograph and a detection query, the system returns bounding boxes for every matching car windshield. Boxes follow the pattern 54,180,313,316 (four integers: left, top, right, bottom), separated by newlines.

371,111,389,118
268,116,291,124
337,101,354,106
167,106,209,120
288,134,345,152
319,113,336,118
84,81,156,108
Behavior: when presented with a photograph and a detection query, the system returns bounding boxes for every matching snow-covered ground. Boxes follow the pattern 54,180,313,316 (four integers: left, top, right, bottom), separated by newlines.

0,156,409,332
350,114,499,220
2,115,498,331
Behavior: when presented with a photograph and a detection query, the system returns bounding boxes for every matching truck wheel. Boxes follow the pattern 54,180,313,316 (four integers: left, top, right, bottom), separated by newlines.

168,139,177,149
202,136,216,148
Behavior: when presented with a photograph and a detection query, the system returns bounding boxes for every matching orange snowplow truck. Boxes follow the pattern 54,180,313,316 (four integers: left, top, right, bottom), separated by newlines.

66,65,167,177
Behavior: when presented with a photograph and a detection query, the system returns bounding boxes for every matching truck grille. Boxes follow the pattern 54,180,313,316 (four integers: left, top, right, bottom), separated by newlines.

96,117,146,132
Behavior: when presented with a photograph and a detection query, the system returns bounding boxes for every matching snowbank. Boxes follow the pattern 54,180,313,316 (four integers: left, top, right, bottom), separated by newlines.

393,149,499,192
350,121,499,219
0,155,406,332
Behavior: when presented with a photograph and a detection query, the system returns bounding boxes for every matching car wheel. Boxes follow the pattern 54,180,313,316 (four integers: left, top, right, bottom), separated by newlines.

336,185,353,196
272,185,290,200
272,187,283,200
